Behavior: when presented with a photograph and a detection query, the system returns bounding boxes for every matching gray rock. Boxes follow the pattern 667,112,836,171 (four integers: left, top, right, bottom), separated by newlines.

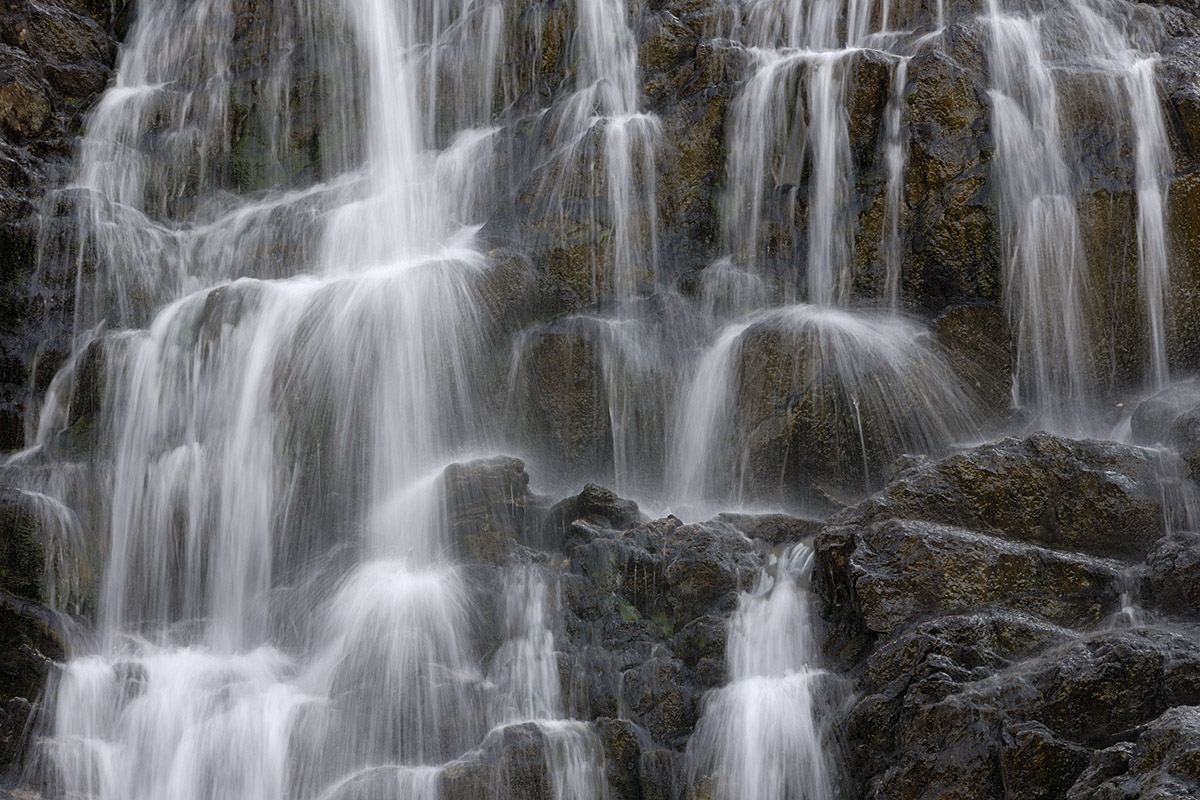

834,432,1172,560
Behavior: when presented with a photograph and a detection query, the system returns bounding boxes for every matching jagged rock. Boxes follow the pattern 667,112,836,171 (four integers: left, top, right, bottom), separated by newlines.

820,519,1124,639
853,627,1200,800
835,432,1171,559
442,456,531,564
1147,533,1200,619
0,591,63,773
544,483,644,545
560,517,761,747
1067,705,1200,798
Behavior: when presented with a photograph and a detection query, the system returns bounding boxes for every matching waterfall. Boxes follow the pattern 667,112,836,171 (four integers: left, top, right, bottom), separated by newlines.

5,0,1190,793
687,544,840,800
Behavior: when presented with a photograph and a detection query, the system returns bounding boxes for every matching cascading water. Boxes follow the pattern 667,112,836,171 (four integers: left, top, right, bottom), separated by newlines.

6,0,1196,793
687,544,841,800
986,0,1176,423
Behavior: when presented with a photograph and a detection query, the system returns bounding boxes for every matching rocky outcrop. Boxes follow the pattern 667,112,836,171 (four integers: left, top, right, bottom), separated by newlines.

439,461,768,797
833,432,1175,560
817,432,1200,800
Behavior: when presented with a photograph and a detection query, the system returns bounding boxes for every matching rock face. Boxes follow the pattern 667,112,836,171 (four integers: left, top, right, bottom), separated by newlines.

833,432,1174,560
0,490,63,779
0,0,118,450
816,433,1200,800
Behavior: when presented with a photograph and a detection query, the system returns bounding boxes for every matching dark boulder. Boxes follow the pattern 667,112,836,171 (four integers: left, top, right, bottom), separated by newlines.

834,432,1173,560
818,519,1124,640
0,591,63,774
1067,705,1200,798
442,456,533,564
1147,532,1200,620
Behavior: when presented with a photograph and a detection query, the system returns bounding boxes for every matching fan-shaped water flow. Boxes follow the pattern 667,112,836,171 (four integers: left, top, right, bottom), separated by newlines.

687,544,840,800
667,305,985,515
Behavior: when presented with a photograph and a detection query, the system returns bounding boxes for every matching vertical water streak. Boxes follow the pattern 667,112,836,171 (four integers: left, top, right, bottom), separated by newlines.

987,0,1093,422
882,58,909,310
805,54,853,306
667,321,754,513
1125,57,1172,389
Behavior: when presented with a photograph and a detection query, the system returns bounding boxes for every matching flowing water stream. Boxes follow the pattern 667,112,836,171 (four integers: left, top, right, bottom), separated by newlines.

5,0,1192,794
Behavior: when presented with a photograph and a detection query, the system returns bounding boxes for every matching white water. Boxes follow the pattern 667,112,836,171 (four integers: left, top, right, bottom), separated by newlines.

688,545,839,800
882,57,909,310
667,305,984,516
7,0,1192,795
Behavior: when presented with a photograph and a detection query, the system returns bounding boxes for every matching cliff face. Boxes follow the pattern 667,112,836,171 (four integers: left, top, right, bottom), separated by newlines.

0,0,120,450
3,0,1200,797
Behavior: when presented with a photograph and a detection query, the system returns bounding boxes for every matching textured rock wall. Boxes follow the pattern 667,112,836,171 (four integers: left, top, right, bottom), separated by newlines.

0,0,119,450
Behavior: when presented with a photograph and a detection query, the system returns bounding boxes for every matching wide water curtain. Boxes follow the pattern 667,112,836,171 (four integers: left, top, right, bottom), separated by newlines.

9,0,1193,795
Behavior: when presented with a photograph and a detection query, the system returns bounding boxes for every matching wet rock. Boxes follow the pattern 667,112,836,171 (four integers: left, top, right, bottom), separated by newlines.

443,456,531,564
517,323,612,476
1067,705,1200,798
846,49,895,170
494,723,552,800
653,39,744,275
559,516,762,757
932,303,1014,417
597,717,679,800
823,519,1124,638
902,35,998,315
708,512,823,546
0,591,63,773
729,310,983,507
439,756,496,800
836,432,1171,560
851,627,1200,800
543,483,644,547
0,77,48,141
1131,379,1200,482
1166,172,1200,374
1147,532,1200,619
0,490,40,604
0,0,117,451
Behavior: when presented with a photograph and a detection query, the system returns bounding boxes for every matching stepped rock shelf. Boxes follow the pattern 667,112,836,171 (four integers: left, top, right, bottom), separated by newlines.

2,0,1200,797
